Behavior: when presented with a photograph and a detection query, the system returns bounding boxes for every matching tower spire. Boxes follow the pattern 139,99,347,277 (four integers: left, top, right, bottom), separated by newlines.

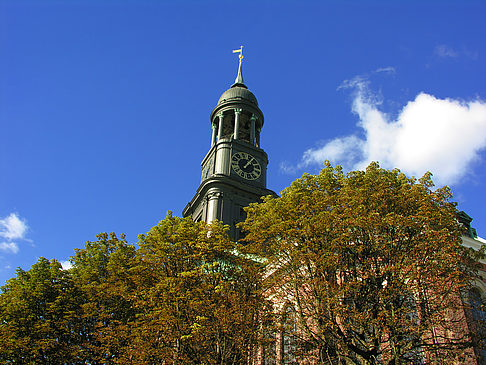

183,48,276,240
232,46,244,86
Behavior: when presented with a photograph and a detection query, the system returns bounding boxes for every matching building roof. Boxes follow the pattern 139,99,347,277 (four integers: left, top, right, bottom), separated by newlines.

217,84,259,106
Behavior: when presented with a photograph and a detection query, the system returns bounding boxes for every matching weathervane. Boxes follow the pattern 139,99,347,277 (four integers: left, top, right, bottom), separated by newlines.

232,45,244,61
232,46,244,85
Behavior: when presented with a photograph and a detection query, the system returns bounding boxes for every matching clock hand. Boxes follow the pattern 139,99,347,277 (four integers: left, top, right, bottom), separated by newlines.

243,158,254,169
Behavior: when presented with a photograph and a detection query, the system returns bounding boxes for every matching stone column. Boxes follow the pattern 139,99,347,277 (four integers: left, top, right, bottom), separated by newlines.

211,119,217,146
206,190,222,223
234,108,242,140
256,127,261,148
250,114,256,146
217,113,225,141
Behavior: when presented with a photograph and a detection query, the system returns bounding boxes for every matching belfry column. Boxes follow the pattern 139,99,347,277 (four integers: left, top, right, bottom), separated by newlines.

211,120,217,146
256,127,261,148
250,115,256,145
234,108,242,140
217,113,224,141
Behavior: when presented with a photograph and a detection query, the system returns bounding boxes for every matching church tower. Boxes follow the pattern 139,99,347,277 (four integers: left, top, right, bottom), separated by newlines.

183,48,276,239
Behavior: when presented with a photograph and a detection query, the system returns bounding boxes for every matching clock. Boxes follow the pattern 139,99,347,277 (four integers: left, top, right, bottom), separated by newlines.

231,152,262,180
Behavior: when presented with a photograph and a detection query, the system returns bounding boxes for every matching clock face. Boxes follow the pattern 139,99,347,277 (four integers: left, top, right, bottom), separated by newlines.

231,152,262,180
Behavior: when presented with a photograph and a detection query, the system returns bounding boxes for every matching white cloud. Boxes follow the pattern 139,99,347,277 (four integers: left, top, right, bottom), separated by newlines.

433,45,478,61
374,66,396,75
60,260,73,270
279,161,297,175
303,136,364,168
434,45,458,58
294,76,486,186
0,213,28,240
0,242,19,254
0,213,29,254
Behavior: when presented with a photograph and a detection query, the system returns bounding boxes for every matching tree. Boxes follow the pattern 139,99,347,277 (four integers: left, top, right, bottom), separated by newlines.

123,212,271,364
0,235,137,364
241,162,485,364
71,232,137,363
0,258,87,363
0,215,270,364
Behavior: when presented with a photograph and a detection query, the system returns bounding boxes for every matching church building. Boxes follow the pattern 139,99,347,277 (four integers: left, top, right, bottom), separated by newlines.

182,50,486,364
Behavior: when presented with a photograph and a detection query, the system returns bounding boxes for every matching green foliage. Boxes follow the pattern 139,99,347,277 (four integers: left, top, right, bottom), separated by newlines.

1,163,484,364
0,213,268,364
124,213,269,363
71,232,137,363
241,161,485,364
0,258,86,363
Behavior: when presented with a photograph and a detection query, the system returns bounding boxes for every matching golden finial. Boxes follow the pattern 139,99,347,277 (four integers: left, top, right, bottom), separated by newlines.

232,46,244,61
232,46,244,85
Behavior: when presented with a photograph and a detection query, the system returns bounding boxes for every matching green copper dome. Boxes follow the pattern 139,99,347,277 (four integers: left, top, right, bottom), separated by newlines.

217,84,259,106
211,49,264,125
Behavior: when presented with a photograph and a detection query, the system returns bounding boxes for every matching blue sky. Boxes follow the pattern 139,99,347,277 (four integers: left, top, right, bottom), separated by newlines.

1,0,486,284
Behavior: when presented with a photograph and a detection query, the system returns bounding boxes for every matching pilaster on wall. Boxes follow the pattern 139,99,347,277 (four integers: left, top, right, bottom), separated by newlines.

205,190,223,223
